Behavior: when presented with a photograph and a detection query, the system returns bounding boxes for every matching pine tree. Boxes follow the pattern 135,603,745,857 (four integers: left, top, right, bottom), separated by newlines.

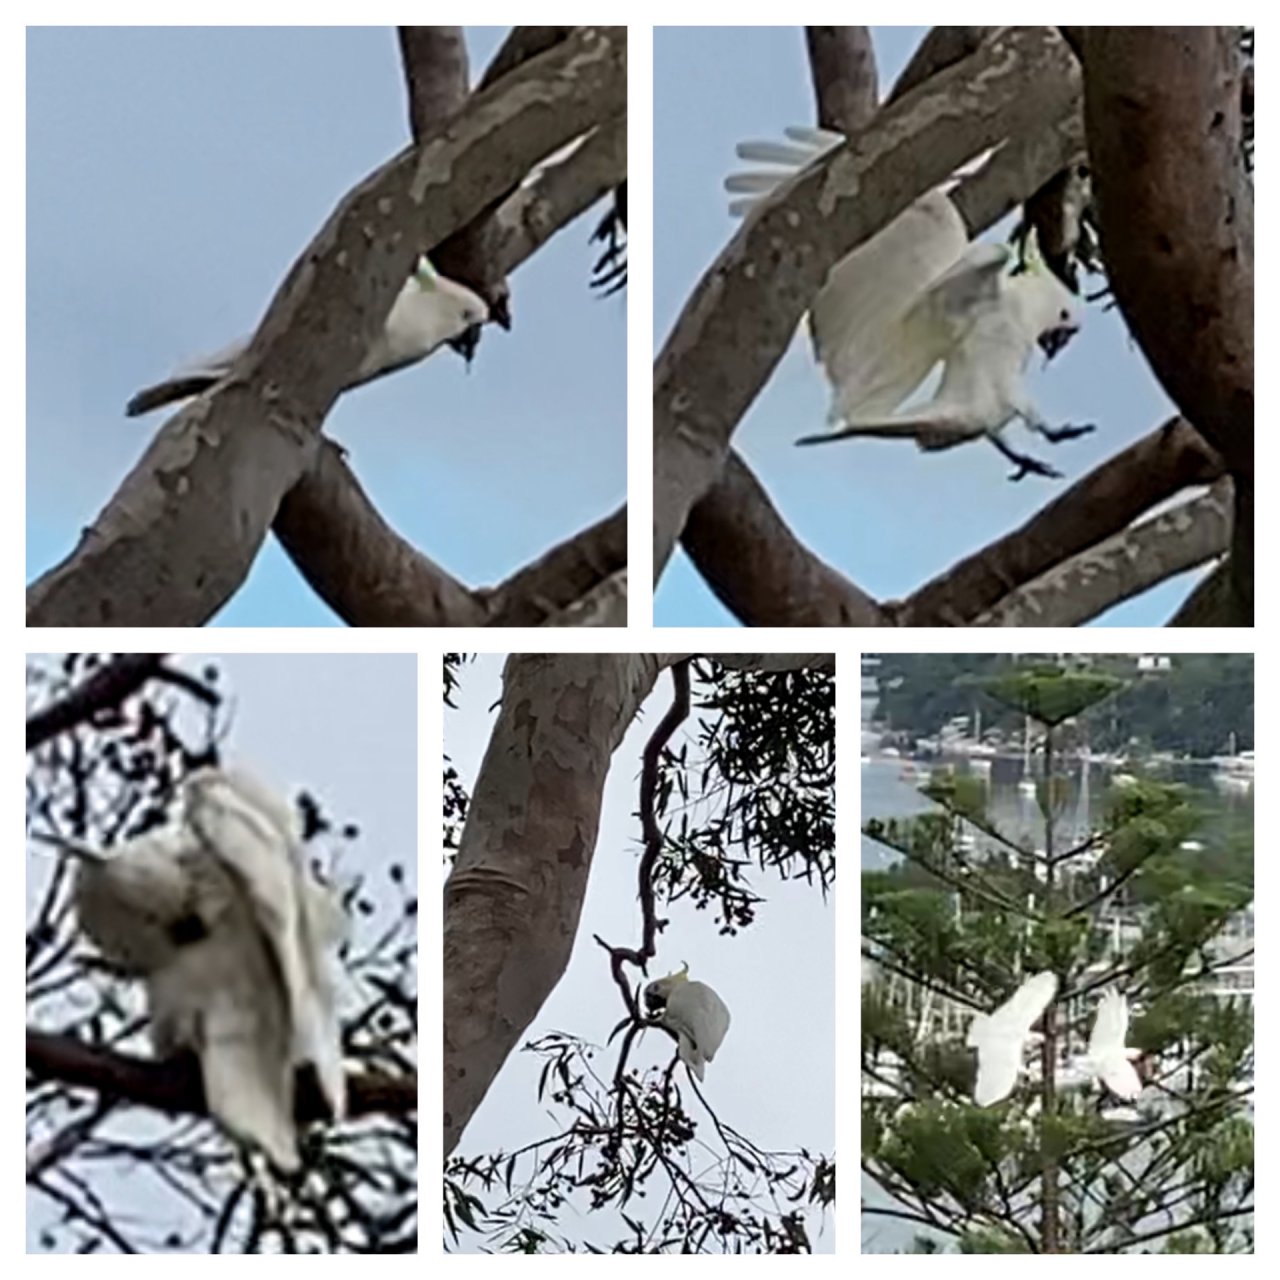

862,662,1253,1253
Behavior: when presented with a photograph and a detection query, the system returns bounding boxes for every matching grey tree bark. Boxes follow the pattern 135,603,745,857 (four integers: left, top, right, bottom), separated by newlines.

443,652,829,1157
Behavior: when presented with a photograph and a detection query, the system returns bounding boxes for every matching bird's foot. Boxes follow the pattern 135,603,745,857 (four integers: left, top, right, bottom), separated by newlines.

1041,422,1096,444
1007,453,1063,482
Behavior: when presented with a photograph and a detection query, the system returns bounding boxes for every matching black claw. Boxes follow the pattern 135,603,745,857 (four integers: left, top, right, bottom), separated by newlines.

1042,423,1096,444
1008,457,1063,481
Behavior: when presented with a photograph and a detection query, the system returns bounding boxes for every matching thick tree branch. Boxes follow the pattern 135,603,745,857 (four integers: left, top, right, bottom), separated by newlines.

273,443,486,626
444,654,668,1156
28,27,625,627
275,442,625,626
681,451,886,626
26,655,220,751
397,26,468,139
1072,28,1252,620
805,28,878,132
972,480,1231,626
26,1029,415,1124
886,26,999,103
430,25,578,325
484,507,627,626
487,115,627,274
896,418,1223,626
273,114,626,628
543,568,628,627
653,27,1080,581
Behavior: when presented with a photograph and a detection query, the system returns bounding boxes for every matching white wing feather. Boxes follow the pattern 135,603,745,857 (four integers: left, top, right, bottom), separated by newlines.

968,971,1057,1106
1087,989,1143,1101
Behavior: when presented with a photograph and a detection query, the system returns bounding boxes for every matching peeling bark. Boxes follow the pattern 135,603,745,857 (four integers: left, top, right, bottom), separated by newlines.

28,27,626,627
653,27,1080,580
805,27,878,132
443,652,830,1155
1071,27,1253,622
973,480,1231,626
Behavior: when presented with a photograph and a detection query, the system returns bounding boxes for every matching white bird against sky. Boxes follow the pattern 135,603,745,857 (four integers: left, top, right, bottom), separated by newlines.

644,962,731,1082
125,255,489,416
967,970,1057,1106
726,126,1093,479
34,766,346,1172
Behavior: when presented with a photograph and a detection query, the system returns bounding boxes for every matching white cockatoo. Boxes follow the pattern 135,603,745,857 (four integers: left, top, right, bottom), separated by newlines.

33,766,346,1172
643,963,731,1082
1081,988,1143,1101
125,255,489,416
727,126,1091,479
967,970,1058,1106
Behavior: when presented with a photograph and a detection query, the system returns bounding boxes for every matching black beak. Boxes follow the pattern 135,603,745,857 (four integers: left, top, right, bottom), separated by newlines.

1038,322,1079,361
448,323,484,366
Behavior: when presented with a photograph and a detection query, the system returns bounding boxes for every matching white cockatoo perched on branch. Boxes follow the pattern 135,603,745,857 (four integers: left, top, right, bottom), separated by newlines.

34,766,346,1172
968,970,1057,1106
643,963,731,1082
125,255,489,416
726,127,1092,479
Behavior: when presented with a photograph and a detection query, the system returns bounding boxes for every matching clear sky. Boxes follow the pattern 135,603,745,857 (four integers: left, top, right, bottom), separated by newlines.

25,652,418,1249
446,656,836,1253
26,27,625,625
654,26,1208,628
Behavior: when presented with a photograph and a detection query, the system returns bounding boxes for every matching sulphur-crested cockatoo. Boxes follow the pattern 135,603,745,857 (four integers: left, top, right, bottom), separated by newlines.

728,127,1091,478
125,255,489,416
33,766,345,1172
1082,988,1143,1101
644,963,730,1082
968,970,1057,1106
796,243,1093,478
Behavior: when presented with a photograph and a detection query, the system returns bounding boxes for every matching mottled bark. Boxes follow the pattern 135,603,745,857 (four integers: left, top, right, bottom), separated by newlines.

896,418,1223,626
653,27,1080,580
682,451,886,626
973,479,1231,626
28,27,625,627
1070,27,1253,622
443,652,829,1155
805,27,878,132
275,444,624,626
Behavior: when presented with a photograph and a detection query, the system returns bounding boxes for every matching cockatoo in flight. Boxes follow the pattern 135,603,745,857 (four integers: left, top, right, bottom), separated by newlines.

726,127,1093,479
644,962,731,1082
1082,988,1143,1101
968,970,1057,1106
125,255,489,417
33,765,346,1172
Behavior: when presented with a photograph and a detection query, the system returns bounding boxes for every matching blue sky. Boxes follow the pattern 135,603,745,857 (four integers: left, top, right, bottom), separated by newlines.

447,657,835,1253
26,653,418,1248
654,26,1207,628
27,27,625,626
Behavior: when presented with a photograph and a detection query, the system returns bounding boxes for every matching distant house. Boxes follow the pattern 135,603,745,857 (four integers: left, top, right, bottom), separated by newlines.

1136,654,1172,673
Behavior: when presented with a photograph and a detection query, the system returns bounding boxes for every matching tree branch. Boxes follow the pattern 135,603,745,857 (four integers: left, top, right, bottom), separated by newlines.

274,442,625,626
397,26,468,139
681,451,887,626
26,655,220,751
805,28,878,132
272,113,626,628
28,26,626,626
972,479,1231,626
896,418,1223,626
653,27,1081,581
1072,28,1252,621
26,1029,415,1123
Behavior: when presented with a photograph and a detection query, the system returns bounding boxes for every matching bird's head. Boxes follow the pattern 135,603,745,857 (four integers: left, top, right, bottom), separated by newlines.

643,962,690,1015
1012,260,1081,362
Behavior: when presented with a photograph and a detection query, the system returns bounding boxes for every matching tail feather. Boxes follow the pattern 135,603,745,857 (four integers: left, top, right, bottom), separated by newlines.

125,374,220,417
